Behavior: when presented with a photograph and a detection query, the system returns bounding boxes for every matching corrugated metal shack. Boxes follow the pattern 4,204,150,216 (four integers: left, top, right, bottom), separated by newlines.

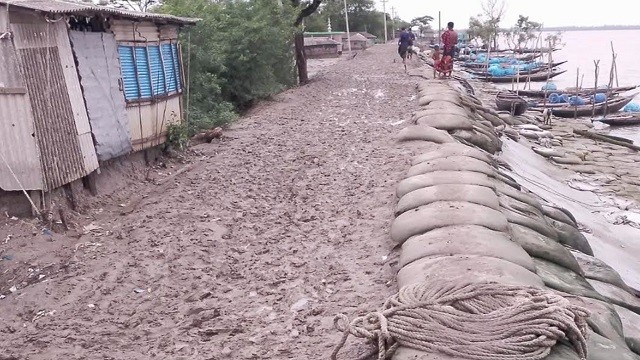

0,0,197,200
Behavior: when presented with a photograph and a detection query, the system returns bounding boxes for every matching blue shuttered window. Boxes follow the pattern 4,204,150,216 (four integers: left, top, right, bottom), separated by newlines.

117,42,182,102
118,45,139,101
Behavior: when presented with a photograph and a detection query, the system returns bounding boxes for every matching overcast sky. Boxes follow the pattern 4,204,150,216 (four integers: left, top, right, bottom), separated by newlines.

375,0,640,28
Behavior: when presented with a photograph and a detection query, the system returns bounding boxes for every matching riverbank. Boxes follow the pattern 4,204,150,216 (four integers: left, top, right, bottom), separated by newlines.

1,43,639,359
384,57,640,358
468,76,640,289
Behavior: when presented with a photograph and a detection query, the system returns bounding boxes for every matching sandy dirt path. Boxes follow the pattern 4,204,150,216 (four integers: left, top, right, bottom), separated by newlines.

0,44,424,359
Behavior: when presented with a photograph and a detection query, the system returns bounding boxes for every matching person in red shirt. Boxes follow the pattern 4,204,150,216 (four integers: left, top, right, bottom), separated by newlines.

441,21,458,59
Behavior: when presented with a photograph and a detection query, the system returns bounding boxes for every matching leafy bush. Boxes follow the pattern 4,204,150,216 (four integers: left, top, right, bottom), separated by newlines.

159,0,298,136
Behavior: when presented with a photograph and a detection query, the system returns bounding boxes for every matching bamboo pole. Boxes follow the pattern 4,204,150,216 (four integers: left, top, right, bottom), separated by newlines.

574,129,640,151
611,42,619,87
574,68,579,119
604,47,616,117
592,60,600,119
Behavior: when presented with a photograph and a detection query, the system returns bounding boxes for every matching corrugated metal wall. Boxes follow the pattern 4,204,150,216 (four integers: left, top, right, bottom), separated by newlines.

11,10,98,191
0,6,43,191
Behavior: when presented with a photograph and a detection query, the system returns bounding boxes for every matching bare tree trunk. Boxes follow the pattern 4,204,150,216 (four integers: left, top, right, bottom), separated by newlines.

294,32,308,84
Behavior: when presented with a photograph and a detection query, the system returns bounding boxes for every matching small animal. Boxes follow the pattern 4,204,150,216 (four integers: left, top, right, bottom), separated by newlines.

542,108,552,125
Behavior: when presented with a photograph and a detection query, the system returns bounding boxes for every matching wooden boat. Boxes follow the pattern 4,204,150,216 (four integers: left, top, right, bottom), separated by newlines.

512,47,559,54
595,113,640,126
476,70,567,83
465,62,566,77
515,85,638,98
495,91,528,115
462,60,566,71
542,94,636,118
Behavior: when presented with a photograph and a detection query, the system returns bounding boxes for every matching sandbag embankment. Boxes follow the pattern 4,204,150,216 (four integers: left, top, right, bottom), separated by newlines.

390,77,640,360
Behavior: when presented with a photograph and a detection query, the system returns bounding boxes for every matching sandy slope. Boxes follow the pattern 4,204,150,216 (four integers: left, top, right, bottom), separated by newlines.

0,44,424,359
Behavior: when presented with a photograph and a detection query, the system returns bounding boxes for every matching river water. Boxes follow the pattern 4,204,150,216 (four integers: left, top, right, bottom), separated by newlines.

488,29,640,141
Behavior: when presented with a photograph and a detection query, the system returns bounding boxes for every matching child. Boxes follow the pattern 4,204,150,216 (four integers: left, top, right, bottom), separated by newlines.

431,45,441,78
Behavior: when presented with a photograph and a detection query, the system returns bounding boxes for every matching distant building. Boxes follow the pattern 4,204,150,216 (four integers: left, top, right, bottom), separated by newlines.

303,37,341,58
344,33,369,50
355,32,377,46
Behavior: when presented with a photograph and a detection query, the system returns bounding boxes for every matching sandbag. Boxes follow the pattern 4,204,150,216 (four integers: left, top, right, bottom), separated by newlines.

494,181,543,211
532,257,606,301
541,204,578,227
400,224,535,271
396,184,500,215
586,330,640,360
532,146,566,158
396,125,457,144
390,201,509,245
451,129,501,154
397,255,543,289
571,251,635,294
406,156,496,178
427,100,465,110
416,114,474,131
411,143,492,166
501,205,559,240
588,279,640,315
397,171,496,198
413,107,470,121
628,337,640,357
549,219,594,256
551,156,583,165
494,171,522,191
566,296,626,347
544,344,582,360
613,305,640,355
418,94,461,106
478,111,505,127
509,223,583,275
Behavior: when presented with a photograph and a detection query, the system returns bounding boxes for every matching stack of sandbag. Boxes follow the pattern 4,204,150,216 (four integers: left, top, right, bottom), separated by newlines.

390,80,640,360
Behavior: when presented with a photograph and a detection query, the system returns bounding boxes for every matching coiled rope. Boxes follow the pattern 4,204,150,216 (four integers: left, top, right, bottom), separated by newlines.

331,280,589,360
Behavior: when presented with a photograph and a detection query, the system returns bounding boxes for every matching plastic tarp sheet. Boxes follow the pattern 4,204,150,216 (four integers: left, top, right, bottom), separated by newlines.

69,31,132,161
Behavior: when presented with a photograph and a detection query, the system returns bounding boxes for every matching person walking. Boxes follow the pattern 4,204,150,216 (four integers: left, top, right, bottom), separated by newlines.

397,27,411,71
440,22,458,77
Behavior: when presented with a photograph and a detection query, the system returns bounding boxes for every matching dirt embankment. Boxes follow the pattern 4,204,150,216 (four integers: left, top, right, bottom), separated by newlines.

0,45,425,359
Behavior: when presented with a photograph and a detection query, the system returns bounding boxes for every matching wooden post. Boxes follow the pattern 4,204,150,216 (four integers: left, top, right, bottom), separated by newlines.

604,48,616,117
592,60,600,119
611,41,619,87
294,32,308,84
574,67,579,120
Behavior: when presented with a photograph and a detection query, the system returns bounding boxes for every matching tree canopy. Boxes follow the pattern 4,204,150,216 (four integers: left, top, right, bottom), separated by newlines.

467,0,505,48
302,0,393,40
504,15,542,50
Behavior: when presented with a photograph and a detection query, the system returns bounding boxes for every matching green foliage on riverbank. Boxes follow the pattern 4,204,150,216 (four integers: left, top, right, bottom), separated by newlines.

159,0,299,137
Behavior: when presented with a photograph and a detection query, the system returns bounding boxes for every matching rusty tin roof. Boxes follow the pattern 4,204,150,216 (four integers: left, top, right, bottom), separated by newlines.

0,0,199,25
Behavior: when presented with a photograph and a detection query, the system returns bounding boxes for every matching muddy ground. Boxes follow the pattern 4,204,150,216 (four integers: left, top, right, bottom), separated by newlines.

0,45,425,359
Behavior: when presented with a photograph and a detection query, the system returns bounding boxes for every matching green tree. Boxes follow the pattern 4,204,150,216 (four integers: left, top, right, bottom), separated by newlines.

302,0,394,40
160,0,298,134
411,15,434,37
468,0,505,49
504,15,542,50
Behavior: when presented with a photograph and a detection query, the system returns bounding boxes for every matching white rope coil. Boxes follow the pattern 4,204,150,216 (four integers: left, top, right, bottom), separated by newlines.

331,280,589,360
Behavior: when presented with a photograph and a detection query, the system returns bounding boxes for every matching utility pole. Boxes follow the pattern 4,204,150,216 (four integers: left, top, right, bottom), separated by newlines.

382,0,388,43
391,6,396,41
438,11,441,46
343,0,352,54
